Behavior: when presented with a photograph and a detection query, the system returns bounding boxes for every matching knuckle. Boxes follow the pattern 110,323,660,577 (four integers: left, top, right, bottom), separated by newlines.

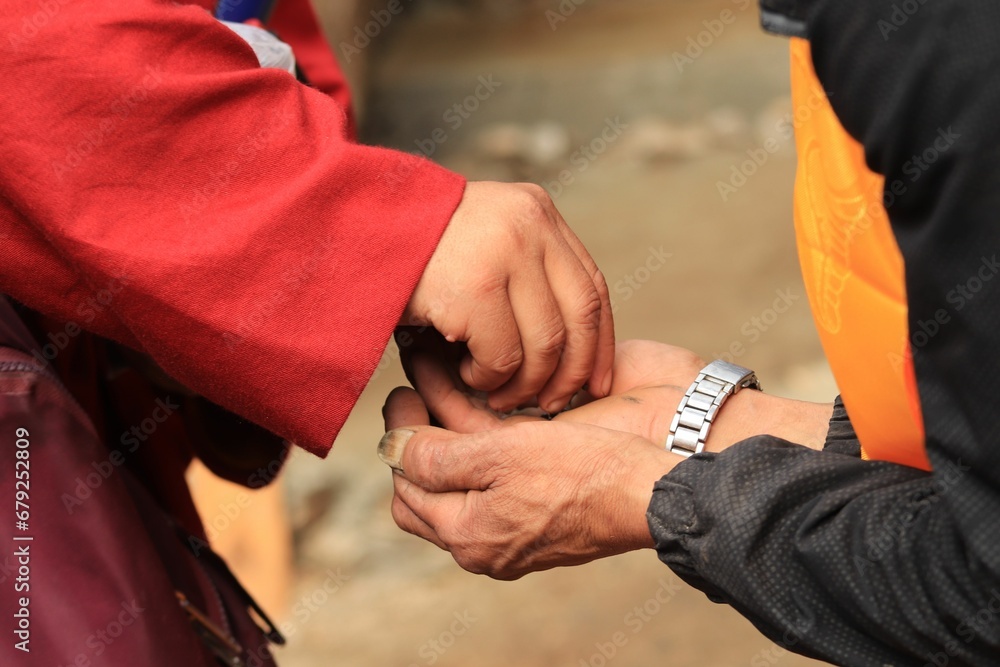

533,318,566,357
441,528,483,569
437,524,460,549
390,497,412,531
571,287,603,332
452,549,489,575
467,272,508,301
496,185,557,258
485,345,523,378
511,186,551,226
517,182,549,202
454,545,510,579
467,432,505,473
405,435,442,482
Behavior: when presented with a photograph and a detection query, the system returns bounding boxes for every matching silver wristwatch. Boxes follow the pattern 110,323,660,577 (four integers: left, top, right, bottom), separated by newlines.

666,360,761,457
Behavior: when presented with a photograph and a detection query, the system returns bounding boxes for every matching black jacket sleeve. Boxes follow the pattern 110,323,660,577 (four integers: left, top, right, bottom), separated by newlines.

648,1,1000,665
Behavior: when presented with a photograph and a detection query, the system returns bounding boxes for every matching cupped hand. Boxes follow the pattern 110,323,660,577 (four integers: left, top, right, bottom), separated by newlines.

379,339,833,580
375,340,701,580
379,395,670,580
402,181,615,414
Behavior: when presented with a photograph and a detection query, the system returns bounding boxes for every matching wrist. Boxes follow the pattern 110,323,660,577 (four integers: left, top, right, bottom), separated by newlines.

613,444,677,551
707,389,832,452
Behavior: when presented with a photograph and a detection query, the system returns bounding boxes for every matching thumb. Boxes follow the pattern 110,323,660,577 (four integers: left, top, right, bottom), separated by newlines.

377,426,499,493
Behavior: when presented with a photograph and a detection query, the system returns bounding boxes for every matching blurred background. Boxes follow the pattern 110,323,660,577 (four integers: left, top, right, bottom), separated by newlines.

191,0,837,665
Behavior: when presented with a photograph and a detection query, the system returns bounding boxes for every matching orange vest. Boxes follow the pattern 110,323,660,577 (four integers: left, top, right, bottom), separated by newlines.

790,38,931,471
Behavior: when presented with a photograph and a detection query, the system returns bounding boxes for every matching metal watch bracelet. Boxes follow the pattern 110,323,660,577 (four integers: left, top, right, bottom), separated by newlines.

665,360,761,457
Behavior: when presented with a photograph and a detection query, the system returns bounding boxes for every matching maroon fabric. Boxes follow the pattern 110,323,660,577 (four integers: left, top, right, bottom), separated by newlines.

0,310,216,665
0,298,279,665
19,311,206,537
0,0,465,457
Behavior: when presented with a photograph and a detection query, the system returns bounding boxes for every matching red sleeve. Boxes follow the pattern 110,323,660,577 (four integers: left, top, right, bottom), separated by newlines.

0,0,466,456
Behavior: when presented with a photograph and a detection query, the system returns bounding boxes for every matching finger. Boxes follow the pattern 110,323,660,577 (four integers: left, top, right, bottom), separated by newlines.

383,386,431,431
394,329,418,388
393,474,468,535
534,240,603,413
567,389,598,410
378,426,501,492
458,290,524,392
396,327,464,390
587,266,615,396
411,353,506,433
552,219,615,398
486,268,566,412
390,492,448,550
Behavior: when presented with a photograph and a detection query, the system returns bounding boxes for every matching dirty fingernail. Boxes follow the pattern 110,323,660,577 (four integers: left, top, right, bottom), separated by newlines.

378,428,415,472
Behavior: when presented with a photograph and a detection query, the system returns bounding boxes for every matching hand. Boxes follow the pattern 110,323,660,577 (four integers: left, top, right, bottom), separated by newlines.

379,341,833,579
402,181,615,414
380,398,669,580
601,339,704,395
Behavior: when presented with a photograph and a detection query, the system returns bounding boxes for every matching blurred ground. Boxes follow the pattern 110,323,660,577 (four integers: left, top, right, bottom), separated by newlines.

227,1,836,665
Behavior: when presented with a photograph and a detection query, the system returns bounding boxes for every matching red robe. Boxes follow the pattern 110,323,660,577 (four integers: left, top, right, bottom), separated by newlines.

0,0,466,457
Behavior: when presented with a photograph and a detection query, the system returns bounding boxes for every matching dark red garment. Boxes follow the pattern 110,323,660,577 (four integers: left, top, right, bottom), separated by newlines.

1,298,282,666
0,0,466,456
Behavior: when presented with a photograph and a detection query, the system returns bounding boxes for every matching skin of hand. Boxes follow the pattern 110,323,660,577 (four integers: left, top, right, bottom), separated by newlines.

401,181,616,414
378,340,833,580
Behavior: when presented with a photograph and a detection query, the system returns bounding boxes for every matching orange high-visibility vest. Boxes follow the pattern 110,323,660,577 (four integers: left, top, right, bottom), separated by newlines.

790,38,931,471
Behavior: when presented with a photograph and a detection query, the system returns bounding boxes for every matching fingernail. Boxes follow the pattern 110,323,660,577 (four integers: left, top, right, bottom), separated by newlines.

378,428,414,472
602,370,613,397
